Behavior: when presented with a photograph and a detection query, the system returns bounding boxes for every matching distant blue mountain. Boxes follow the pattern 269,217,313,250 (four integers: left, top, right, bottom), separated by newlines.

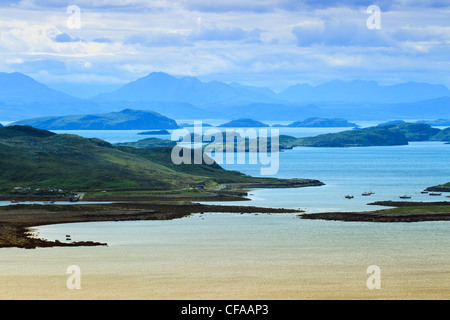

94,72,279,106
0,72,106,120
1,71,450,122
278,79,450,103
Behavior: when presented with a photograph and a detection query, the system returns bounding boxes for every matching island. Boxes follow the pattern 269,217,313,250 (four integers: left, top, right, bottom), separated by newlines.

0,125,323,249
10,109,180,130
430,128,450,141
114,137,176,148
204,122,450,150
426,182,450,193
137,129,171,135
287,117,359,128
179,123,213,127
218,118,270,127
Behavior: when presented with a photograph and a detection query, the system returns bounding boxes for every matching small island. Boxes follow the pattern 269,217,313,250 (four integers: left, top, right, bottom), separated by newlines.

137,129,171,135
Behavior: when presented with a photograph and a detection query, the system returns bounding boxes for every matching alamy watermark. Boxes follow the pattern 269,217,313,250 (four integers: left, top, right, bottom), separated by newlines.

66,265,81,290
170,121,280,176
366,265,381,290
366,5,381,30
67,5,81,30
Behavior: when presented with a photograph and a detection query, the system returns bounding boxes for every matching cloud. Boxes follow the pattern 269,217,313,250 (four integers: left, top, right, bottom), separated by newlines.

54,33,82,43
126,26,262,47
292,19,392,47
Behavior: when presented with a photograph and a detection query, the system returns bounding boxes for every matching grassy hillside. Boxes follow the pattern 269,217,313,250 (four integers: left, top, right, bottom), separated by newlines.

0,126,317,193
114,138,176,148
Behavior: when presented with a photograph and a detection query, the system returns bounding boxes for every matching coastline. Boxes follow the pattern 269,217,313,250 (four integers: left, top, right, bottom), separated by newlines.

0,187,305,249
300,200,450,222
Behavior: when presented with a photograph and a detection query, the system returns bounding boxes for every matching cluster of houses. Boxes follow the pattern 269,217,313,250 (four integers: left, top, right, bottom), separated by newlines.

13,186,70,193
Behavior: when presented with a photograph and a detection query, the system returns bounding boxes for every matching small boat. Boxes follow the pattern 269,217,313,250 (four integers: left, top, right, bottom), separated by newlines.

10,200,19,204
345,195,354,199
399,195,411,199
421,190,429,194
429,192,442,196
362,192,371,196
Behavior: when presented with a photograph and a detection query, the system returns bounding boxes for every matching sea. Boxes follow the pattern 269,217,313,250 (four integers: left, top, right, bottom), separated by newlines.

1,120,449,299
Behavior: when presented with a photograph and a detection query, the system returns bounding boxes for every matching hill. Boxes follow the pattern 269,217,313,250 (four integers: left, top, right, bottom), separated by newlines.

114,138,176,148
417,119,450,126
377,122,441,141
430,128,450,141
205,122,450,150
11,109,180,130
0,125,321,193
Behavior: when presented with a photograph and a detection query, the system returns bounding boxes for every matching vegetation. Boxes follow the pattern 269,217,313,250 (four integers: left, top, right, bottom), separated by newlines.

0,125,319,193
204,122,450,150
430,128,450,141
377,122,441,141
114,138,176,148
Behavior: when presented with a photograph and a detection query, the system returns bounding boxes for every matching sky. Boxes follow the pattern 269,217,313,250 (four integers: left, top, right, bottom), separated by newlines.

0,0,449,97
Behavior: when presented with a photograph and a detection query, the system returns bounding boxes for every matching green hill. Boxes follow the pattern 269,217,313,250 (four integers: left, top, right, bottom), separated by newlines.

0,126,318,193
115,138,176,149
430,128,450,141
378,122,441,141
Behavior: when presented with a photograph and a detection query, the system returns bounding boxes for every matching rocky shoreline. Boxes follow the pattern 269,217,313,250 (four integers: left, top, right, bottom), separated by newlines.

300,201,450,222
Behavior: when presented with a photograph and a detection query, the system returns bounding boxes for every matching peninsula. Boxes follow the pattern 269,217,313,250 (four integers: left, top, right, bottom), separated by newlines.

0,125,322,249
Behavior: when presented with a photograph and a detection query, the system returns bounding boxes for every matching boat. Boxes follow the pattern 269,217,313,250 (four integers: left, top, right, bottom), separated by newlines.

10,200,19,204
421,190,429,194
429,192,442,196
399,195,411,199
345,195,354,199
362,192,371,196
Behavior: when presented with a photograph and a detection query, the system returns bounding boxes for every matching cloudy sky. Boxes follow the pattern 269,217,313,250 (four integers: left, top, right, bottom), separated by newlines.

0,0,449,96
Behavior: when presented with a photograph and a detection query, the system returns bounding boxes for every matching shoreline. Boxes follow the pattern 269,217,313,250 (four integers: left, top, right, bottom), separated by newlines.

300,200,450,222
0,197,303,249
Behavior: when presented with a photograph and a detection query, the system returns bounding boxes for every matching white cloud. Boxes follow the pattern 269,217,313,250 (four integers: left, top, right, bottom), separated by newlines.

0,0,448,90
